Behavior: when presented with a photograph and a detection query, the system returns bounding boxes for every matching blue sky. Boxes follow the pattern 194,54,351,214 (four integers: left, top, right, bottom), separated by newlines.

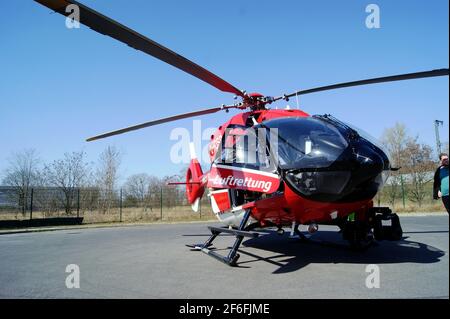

0,0,448,183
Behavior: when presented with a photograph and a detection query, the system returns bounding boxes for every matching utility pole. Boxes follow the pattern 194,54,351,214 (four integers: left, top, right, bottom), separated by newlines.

435,120,444,157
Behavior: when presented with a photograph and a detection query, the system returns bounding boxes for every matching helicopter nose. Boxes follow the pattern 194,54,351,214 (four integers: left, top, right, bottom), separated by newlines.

343,140,390,199
354,142,386,176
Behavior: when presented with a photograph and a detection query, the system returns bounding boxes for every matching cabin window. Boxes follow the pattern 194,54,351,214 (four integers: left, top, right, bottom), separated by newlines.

214,125,276,173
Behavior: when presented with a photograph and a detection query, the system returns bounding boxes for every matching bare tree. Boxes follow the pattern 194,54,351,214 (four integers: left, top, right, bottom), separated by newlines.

124,173,151,211
384,175,400,207
381,123,411,208
44,151,91,214
381,122,409,168
1,149,41,216
147,175,163,211
403,138,436,207
162,174,185,207
96,146,122,213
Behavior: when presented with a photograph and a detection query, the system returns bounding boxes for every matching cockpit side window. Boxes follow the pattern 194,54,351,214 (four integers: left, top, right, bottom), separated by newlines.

214,125,276,172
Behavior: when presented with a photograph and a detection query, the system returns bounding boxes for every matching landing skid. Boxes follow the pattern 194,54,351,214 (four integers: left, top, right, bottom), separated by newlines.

288,222,310,241
189,209,259,266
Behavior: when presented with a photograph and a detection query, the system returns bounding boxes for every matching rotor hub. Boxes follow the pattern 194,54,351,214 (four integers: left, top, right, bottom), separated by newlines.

239,92,274,111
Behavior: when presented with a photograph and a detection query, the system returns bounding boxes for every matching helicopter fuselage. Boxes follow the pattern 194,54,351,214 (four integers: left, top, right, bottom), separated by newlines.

190,108,390,228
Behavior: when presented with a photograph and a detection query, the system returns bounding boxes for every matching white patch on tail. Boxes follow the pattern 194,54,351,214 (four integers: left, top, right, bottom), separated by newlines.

191,198,200,213
189,142,197,160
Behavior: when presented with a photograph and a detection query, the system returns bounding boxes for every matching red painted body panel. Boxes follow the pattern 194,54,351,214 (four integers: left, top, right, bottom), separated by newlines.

250,182,373,225
211,191,231,212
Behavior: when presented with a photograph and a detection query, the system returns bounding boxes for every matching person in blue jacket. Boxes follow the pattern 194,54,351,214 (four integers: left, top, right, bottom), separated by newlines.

433,153,449,213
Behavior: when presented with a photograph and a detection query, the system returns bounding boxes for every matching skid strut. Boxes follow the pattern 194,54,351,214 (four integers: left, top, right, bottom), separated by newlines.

191,209,259,266
288,221,308,241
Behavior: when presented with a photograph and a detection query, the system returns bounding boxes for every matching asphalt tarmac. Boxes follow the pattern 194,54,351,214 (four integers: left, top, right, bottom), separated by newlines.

0,215,448,298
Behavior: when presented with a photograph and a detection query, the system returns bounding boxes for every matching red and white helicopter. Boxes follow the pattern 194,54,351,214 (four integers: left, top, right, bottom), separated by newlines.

36,0,449,266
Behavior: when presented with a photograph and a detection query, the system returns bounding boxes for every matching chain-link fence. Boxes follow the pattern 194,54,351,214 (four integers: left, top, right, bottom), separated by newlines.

1,177,444,228
0,186,214,225
374,175,443,212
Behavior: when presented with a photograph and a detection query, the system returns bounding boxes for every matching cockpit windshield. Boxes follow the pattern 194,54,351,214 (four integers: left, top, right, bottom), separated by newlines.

341,120,392,164
258,117,348,170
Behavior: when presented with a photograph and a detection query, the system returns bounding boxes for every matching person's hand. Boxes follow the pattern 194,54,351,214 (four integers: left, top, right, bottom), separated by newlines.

438,191,442,198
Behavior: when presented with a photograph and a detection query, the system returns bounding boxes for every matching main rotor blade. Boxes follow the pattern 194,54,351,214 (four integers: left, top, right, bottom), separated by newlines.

86,106,227,142
34,0,244,97
279,69,449,100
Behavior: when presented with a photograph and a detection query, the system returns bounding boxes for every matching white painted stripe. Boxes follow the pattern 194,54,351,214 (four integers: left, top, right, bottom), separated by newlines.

213,164,279,178
231,205,244,212
210,196,220,214
210,189,229,194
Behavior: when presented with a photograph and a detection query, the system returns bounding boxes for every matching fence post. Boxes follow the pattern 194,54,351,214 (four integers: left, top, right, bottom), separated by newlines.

77,188,80,218
21,193,25,216
30,188,34,220
160,186,163,221
119,188,123,222
400,174,406,209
